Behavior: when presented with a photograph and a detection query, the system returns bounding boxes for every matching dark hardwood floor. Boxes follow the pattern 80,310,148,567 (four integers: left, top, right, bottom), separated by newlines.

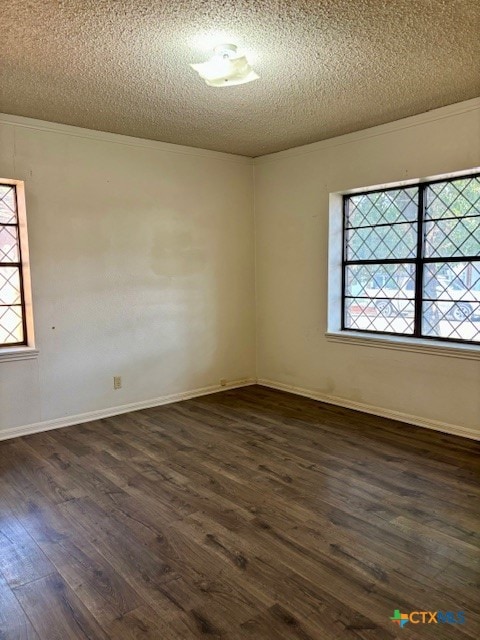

0,385,479,640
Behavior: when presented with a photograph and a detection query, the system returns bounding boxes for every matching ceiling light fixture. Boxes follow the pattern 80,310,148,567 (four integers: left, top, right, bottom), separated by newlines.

190,44,259,87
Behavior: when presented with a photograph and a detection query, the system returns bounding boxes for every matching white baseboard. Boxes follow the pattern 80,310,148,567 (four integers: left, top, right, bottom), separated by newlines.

0,378,256,442
257,378,479,441
4,377,477,443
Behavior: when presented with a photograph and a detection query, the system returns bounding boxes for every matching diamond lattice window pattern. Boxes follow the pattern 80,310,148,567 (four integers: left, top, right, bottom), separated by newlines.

0,186,17,224
0,183,25,346
343,175,480,344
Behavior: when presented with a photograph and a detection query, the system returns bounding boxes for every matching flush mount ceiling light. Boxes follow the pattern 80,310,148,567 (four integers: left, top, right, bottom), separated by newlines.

190,44,259,87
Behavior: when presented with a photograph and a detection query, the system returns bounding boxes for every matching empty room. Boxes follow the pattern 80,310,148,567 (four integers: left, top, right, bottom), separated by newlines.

0,1,479,638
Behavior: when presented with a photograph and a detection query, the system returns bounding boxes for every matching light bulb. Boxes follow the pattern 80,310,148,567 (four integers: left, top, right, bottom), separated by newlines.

190,44,259,87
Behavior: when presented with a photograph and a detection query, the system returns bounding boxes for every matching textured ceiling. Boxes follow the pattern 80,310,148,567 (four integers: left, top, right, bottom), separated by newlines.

1,1,479,157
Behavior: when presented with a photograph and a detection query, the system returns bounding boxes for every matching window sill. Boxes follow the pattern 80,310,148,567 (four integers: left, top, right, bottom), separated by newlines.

325,331,480,361
0,347,39,363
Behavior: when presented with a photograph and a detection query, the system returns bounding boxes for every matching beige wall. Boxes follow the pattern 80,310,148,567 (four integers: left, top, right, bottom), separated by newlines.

0,117,256,432
2,100,479,439
254,100,480,437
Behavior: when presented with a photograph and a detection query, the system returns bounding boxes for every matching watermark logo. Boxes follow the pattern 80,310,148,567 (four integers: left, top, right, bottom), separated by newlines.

390,610,409,628
390,609,465,628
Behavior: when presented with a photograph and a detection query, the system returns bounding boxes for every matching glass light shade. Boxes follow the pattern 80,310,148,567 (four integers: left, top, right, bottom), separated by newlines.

190,45,259,87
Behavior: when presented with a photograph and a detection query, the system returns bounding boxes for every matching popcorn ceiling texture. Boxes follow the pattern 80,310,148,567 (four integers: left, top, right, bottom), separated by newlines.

1,0,479,157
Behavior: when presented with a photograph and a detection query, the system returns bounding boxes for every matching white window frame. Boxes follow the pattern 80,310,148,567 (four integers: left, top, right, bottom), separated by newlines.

0,179,37,362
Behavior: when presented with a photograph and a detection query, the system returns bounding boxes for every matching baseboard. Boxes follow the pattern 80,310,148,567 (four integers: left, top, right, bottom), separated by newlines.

4,377,477,443
0,378,256,442
257,378,479,441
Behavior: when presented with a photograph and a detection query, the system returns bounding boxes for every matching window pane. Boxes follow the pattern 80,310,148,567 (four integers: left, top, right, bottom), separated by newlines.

347,188,418,228
0,305,24,344
343,175,480,344
345,298,414,334
0,226,20,262
422,262,480,343
345,263,415,298
425,176,480,220
344,263,415,335
424,216,480,258
0,266,22,304
345,222,417,261
0,186,17,224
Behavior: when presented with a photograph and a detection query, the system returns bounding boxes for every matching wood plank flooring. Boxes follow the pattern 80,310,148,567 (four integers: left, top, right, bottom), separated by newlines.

0,385,479,639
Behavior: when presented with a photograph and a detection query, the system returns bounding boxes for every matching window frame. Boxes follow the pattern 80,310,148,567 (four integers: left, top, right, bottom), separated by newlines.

0,178,35,351
341,172,480,346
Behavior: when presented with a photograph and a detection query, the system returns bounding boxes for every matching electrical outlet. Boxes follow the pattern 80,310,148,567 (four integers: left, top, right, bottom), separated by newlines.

220,378,227,387
113,376,122,390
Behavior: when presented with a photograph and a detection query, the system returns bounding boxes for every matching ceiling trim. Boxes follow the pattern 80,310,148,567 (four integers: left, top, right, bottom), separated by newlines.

254,97,480,164
1,97,478,165
0,112,253,165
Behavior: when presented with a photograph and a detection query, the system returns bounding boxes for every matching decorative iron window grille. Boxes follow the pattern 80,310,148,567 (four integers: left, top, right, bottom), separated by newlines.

0,183,27,346
342,173,480,344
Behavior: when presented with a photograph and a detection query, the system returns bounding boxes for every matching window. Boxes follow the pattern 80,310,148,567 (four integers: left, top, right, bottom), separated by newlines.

342,173,480,344
0,180,32,347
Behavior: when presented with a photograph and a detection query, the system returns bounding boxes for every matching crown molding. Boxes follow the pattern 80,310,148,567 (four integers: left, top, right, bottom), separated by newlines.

0,113,253,165
254,97,480,164
2,98,478,166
